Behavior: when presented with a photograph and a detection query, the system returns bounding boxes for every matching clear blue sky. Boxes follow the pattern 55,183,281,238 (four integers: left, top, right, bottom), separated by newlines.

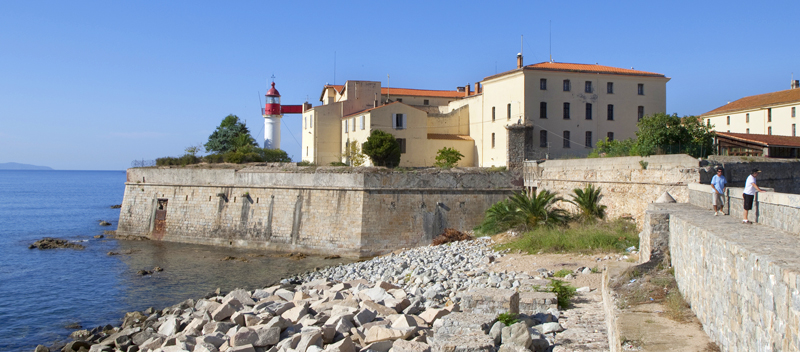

2,1,798,170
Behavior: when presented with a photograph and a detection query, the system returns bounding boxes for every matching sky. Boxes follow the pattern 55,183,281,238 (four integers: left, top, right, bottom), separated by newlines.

2,1,799,170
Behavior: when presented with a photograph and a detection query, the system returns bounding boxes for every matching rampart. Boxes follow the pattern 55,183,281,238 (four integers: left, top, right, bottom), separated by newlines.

117,166,520,258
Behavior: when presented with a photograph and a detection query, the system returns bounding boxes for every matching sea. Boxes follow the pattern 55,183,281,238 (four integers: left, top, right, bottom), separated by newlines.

0,170,349,351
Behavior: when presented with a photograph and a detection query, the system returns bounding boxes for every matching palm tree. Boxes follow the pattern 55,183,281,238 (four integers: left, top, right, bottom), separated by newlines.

508,191,570,230
568,184,607,222
475,199,517,235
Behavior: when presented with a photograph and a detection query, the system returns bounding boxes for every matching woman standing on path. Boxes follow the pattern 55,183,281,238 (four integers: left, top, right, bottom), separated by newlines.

743,168,764,224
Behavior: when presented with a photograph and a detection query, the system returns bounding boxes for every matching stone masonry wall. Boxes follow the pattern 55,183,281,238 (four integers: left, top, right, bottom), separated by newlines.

118,167,519,258
688,183,800,234
655,203,800,352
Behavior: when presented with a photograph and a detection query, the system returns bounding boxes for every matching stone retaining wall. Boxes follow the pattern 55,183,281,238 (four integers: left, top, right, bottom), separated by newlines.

644,203,800,351
117,167,519,258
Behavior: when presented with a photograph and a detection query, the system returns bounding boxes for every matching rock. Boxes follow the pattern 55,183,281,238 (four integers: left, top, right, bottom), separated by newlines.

489,321,504,344
231,327,259,347
540,322,564,334
295,328,323,352
353,308,377,327
365,326,407,344
99,221,112,226
389,339,431,352
193,343,219,352
581,267,592,275
94,235,104,239
226,288,256,306
390,315,418,329
63,341,92,352
211,300,239,321
432,313,495,336
361,300,397,317
250,325,280,346
34,345,49,352
282,304,309,323
418,308,449,324
428,332,495,352
498,344,529,352
576,286,591,293
460,288,519,315
110,204,122,208
501,322,531,348
153,266,163,272
121,311,147,329
158,316,181,336
362,340,394,352
227,344,256,352
28,238,85,250
114,335,132,350
136,270,152,276
325,336,355,352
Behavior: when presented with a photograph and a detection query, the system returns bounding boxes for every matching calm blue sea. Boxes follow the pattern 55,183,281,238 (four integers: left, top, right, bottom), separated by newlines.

0,170,346,351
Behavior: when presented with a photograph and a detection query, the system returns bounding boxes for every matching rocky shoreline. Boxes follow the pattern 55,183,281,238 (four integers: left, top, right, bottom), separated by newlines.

42,238,603,352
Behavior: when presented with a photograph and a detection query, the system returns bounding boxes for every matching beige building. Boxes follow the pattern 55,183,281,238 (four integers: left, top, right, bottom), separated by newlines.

700,83,800,137
302,56,669,167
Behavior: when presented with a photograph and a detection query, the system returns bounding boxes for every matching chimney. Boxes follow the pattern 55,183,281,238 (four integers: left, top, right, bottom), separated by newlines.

517,53,523,69
302,102,312,112
474,82,481,94
465,83,471,97
792,80,800,89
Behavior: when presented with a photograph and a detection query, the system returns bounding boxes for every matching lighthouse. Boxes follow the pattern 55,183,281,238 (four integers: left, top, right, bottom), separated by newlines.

262,81,303,149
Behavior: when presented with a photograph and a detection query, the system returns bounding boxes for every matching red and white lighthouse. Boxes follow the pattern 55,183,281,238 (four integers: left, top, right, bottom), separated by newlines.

262,81,303,149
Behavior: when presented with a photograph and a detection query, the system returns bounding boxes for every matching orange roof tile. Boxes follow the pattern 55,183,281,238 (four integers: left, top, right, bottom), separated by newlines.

716,132,800,147
483,61,666,81
700,88,800,117
382,87,465,98
427,134,474,141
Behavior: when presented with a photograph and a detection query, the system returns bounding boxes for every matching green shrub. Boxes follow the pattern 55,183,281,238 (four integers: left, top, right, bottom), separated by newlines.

297,161,315,166
639,160,649,170
434,147,464,168
362,130,401,167
156,154,201,166
550,279,576,309
568,184,607,223
496,312,519,326
330,161,348,166
474,191,569,235
554,269,572,278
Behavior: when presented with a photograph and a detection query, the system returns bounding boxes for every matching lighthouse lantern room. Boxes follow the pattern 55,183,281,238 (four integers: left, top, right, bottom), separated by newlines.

262,81,303,149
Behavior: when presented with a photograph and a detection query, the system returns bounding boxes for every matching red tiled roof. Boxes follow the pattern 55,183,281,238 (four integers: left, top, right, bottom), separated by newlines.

483,61,666,81
427,134,474,141
700,88,800,117
382,87,465,98
716,132,800,147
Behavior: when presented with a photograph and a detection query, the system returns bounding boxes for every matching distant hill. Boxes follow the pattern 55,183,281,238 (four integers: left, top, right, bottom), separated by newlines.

0,162,54,170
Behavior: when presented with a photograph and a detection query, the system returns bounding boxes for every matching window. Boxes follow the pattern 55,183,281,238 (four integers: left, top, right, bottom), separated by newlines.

540,102,547,119
393,113,406,129
563,131,571,148
586,103,592,120
746,128,750,134
707,119,711,127
768,126,772,135
768,108,772,122
397,138,406,153
304,116,307,129
638,106,645,121
746,113,749,123
607,82,614,94
563,102,570,119
540,130,548,147
507,104,512,120
793,107,797,117
306,146,308,156
638,84,644,95
344,119,348,133
585,131,592,148
563,80,571,91
540,79,547,90
352,117,356,131
310,116,313,128
491,133,496,148
360,115,365,130
585,81,592,93
793,124,796,136
492,107,496,122
727,116,730,125
607,132,614,141
423,99,429,106
396,98,402,103
607,104,614,120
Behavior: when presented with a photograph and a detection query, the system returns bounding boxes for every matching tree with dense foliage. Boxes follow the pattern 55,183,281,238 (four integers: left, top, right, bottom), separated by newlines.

204,114,257,154
589,113,715,158
568,184,607,223
362,130,401,167
433,147,464,168
475,191,570,235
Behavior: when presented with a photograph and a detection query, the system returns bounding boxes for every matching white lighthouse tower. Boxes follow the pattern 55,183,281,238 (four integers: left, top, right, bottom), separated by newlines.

263,82,282,149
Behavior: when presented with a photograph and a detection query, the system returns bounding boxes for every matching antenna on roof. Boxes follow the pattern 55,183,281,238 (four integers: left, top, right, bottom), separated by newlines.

549,20,552,62
334,51,337,85
520,35,523,58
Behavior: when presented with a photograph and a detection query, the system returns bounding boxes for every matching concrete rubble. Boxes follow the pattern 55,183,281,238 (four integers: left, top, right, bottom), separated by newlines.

50,238,589,352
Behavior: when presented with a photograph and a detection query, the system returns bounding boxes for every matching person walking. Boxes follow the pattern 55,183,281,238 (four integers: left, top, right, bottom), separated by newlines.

743,168,764,224
710,167,727,216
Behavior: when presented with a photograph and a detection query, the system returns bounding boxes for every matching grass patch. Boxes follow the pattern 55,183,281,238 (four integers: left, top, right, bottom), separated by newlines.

554,269,573,278
550,279,576,309
496,218,638,254
664,290,692,322
496,312,519,326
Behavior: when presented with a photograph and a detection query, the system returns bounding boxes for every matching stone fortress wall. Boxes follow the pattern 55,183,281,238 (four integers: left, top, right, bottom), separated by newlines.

117,166,520,258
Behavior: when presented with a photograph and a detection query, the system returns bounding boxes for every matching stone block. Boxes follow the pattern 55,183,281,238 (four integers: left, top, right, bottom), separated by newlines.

389,339,431,352
459,289,519,315
517,292,557,315
428,332,496,352
431,313,495,336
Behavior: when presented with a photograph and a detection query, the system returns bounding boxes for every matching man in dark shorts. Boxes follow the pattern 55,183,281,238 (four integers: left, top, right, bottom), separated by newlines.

742,169,764,224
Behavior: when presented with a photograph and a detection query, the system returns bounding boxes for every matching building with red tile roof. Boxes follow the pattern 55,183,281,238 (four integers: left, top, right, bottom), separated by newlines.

700,83,800,138
715,132,800,158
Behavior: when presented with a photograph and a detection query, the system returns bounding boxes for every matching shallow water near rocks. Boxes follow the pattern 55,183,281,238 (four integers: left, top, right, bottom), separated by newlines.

0,170,351,351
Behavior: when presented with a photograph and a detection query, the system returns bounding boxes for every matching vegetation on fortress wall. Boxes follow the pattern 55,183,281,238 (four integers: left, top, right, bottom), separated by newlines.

362,130,401,167
589,112,715,158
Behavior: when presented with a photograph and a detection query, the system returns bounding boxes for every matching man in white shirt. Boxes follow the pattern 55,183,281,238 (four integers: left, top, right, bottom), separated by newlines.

742,168,764,224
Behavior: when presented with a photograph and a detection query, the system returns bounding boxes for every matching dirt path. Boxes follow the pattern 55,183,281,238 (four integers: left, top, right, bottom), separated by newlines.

487,252,716,351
